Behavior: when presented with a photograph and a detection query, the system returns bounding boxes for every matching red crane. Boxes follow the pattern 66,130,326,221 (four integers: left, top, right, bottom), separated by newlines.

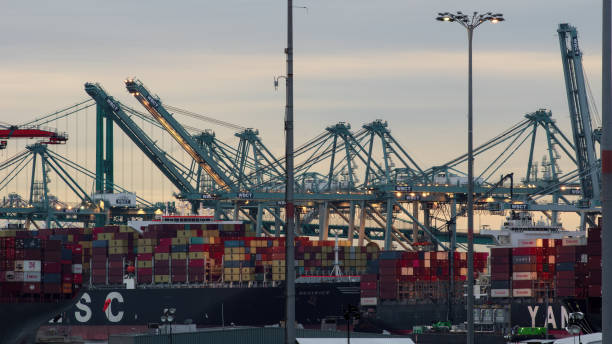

0,125,68,149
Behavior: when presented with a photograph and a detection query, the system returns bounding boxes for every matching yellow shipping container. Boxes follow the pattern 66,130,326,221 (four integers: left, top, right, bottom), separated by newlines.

137,260,153,268
171,238,187,245
98,233,114,240
110,239,126,247
189,251,208,259
138,239,153,246
171,252,187,260
154,275,170,283
155,253,169,260
109,246,127,254
137,246,153,254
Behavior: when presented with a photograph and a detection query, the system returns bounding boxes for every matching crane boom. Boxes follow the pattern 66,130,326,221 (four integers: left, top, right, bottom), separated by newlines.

557,23,600,202
84,82,197,197
125,79,232,190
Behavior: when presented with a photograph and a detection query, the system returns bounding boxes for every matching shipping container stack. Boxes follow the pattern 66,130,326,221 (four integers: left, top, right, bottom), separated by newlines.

587,224,602,297
510,239,555,299
555,238,588,298
136,238,153,284
490,247,512,298
487,230,605,302
0,229,82,301
188,235,211,284
365,250,487,303
360,274,378,300
154,238,170,284
378,251,401,300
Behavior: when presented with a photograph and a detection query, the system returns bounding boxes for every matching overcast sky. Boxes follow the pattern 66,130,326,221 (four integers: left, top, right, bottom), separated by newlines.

0,1,605,224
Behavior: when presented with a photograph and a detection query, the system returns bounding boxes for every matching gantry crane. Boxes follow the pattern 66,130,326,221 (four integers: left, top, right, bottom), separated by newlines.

85,83,201,213
558,23,600,205
125,79,233,190
0,125,67,149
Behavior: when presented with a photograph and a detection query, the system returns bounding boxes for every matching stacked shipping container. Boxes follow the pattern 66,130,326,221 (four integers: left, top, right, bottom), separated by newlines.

0,230,83,300
365,250,489,302
488,224,601,301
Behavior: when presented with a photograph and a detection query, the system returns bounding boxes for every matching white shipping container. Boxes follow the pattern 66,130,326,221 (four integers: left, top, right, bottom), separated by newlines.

23,271,41,282
14,260,24,271
512,272,537,281
517,239,537,247
12,272,24,282
512,288,533,297
361,297,378,306
562,237,587,247
23,260,41,272
72,264,83,274
3,271,15,282
491,289,510,297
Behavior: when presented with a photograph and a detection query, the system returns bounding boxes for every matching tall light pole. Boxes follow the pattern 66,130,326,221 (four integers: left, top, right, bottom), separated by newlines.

601,1,612,342
436,11,504,344
284,0,296,343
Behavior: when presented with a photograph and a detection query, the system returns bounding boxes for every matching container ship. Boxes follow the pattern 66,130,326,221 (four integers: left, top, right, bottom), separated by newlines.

1,213,602,343
359,212,601,341
21,216,372,342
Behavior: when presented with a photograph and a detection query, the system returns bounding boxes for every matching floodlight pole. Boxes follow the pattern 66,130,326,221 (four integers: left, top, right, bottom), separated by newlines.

602,1,612,343
435,12,504,344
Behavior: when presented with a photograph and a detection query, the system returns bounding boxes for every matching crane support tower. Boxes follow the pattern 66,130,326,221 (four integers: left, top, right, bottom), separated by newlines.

558,23,601,204
85,83,200,213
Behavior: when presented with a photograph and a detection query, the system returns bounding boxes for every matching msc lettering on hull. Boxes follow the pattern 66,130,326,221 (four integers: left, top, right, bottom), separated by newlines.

74,292,125,323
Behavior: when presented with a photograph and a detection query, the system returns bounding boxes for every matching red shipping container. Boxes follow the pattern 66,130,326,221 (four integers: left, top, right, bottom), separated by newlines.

189,259,205,267
155,267,170,274
556,287,576,297
588,285,602,297
188,244,207,252
43,283,62,294
137,267,153,275
172,274,187,283
361,274,377,282
556,271,576,280
491,264,510,273
588,272,602,284
556,279,575,287
73,274,83,284
361,289,377,297
588,255,601,270
511,280,532,289
137,273,153,284
22,282,41,294
360,281,377,290
43,262,61,273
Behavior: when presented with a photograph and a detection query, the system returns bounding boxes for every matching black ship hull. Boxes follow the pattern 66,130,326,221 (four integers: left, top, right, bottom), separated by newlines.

1,292,82,344
57,282,359,328
361,298,600,336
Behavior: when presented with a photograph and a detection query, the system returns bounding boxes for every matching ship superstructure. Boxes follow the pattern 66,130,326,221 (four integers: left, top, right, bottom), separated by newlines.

480,211,585,246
